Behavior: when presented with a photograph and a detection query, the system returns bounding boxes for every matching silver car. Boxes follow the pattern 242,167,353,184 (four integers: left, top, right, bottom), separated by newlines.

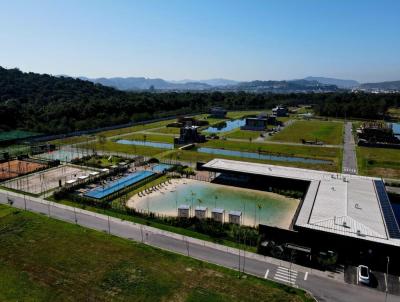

358,265,370,285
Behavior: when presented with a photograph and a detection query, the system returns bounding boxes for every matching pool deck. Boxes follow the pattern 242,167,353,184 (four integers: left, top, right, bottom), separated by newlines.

126,178,298,228
203,158,400,248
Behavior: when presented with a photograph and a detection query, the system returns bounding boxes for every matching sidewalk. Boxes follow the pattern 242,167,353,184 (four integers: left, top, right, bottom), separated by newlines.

0,188,345,284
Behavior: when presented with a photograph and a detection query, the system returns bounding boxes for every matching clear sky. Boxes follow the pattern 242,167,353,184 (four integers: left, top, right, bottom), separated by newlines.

1,0,399,82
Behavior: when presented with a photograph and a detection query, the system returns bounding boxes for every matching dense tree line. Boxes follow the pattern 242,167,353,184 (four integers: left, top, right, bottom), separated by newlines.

0,67,399,134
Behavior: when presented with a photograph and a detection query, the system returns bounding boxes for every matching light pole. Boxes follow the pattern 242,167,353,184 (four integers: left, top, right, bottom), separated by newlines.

385,256,390,302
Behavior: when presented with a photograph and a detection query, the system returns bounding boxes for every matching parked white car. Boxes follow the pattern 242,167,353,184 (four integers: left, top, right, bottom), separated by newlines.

358,265,370,285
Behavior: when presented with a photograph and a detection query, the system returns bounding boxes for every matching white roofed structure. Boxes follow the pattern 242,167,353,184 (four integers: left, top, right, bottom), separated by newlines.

202,158,400,247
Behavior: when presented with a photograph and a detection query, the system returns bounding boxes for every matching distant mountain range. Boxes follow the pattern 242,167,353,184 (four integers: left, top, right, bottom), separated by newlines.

304,76,359,89
69,75,400,93
358,80,400,91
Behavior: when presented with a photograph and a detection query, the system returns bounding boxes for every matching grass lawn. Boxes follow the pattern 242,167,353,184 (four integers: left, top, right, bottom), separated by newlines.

147,127,181,135
0,205,312,302
81,155,125,168
48,135,96,146
98,119,177,138
388,107,400,121
162,147,340,172
84,141,167,157
224,130,262,140
202,139,340,161
272,121,344,145
357,146,400,179
120,133,175,143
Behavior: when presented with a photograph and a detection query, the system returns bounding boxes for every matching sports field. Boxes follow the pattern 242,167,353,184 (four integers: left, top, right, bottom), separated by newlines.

0,205,312,302
0,160,45,180
3,165,93,194
271,120,344,145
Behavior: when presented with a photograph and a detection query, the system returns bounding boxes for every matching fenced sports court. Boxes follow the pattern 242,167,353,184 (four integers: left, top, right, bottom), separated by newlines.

2,165,94,195
34,148,92,163
0,159,46,181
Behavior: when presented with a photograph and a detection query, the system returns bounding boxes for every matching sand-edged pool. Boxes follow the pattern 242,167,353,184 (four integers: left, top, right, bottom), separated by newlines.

127,178,299,228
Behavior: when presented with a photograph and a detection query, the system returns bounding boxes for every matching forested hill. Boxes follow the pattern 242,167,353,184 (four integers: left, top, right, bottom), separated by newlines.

0,67,399,134
0,67,196,133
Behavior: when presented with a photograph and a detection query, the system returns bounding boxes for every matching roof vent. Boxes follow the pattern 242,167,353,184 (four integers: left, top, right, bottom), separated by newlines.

356,230,366,237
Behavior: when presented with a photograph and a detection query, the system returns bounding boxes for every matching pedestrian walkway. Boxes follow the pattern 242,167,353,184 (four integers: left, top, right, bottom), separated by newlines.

274,266,298,285
342,121,358,175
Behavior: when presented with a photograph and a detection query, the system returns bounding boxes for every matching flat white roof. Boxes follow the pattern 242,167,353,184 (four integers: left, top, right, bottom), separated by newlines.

203,158,400,247
178,204,190,210
195,206,207,211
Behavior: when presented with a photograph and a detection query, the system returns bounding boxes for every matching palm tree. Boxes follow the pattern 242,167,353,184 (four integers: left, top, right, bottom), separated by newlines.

257,203,262,225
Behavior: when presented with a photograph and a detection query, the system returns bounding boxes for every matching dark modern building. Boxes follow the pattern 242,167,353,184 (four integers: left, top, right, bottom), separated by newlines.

174,126,206,145
241,114,278,131
209,107,227,118
272,105,288,117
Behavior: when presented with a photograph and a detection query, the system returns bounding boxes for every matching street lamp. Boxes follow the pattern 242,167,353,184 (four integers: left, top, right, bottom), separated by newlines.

385,256,390,302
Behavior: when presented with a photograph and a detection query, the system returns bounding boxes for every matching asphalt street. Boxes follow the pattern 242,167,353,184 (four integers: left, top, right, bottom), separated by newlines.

342,122,358,175
0,189,398,302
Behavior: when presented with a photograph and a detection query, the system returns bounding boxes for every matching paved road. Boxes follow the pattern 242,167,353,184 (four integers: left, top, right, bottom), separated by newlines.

342,122,358,175
0,189,397,302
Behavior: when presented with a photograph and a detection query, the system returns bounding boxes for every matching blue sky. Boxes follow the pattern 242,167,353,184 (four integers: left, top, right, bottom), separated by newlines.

1,0,399,82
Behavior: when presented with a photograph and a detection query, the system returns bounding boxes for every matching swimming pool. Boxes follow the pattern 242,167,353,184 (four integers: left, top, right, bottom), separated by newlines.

129,179,299,228
85,170,155,199
203,119,246,133
151,164,173,173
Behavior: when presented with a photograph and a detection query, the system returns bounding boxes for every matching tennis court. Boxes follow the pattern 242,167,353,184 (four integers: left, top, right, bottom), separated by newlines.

85,170,155,199
3,165,93,195
0,160,46,180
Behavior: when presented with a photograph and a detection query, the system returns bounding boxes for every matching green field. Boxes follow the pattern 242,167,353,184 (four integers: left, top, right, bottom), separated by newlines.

224,130,262,140
49,135,96,146
162,146,340,172
147,127,181,134
272,121,344,145
98,119,176,138
0,205,312,302
388,107,400,121
86,141,167,157
357,146,400,179
120,133,175,143
0,144,31,156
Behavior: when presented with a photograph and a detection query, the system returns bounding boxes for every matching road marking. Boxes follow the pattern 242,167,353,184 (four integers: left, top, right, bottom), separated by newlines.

274,267,297,285
304,272,308,280
264,269,269,279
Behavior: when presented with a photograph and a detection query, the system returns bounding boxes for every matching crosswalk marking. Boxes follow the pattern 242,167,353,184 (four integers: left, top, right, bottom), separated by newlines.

343,167,357,174
304,272,308,280
264,269,269,279
273,267,298,285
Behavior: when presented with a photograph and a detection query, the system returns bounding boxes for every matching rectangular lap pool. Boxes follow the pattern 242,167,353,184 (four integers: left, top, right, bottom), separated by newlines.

85,170,155,199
